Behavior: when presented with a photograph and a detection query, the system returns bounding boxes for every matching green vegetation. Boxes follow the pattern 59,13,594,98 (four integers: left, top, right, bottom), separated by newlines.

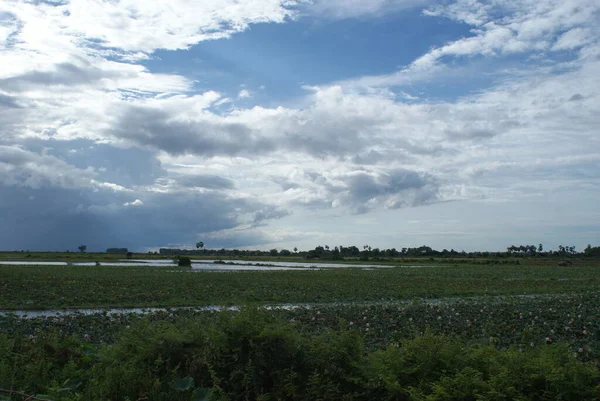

177,256,193,267
1,257,600,399
1,309,599,401
1,263,600,309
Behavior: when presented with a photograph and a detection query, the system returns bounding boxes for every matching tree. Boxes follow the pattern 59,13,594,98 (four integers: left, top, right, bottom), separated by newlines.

294,247,298,253
196,241,204,249
78,245,87,253
538,243,543,253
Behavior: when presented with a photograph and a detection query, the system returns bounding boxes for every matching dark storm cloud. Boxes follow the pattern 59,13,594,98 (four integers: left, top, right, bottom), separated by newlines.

21,139,166,187
329,169,440,213
108,102,381,159
0,145,95,188
0,93,22,108
0,186,119,251
569,93,584,101
278,168,441,214
0,184,282,251
109,105,275,157
252,206,290,225
0,140,289,251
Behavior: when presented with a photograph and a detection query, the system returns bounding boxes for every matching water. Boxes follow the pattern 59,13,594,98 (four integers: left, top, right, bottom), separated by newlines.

0,260,176,267
189,259,393,269
0,259,436,270
191,265,316,271
1,293,570,319
0,304,311,319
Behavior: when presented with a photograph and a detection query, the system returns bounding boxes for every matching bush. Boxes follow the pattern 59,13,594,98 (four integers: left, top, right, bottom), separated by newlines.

1,311,599,401
177,256,192,267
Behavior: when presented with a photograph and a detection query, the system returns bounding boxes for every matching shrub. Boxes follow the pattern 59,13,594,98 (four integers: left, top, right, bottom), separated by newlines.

2,311,599,401
177,256,192,267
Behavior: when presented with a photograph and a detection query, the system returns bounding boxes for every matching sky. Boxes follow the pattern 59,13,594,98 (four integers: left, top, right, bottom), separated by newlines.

0,0,599,253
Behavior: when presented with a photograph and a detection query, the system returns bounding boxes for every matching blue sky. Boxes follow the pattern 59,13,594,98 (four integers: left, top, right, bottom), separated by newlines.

144,8,474,102
0,0,599,252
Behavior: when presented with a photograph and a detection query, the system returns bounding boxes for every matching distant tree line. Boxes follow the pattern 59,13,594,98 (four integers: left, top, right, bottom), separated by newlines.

106,248,128,254
157,243,600,261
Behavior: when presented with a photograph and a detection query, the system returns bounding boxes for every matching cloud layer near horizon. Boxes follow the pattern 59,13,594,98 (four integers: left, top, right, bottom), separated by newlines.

1,0,599,251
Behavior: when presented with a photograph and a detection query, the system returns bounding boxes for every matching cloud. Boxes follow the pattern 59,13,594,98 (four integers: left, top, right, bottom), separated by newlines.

415,0,600,67
1,0,297,55
568,93,584,101
124,199,143,207
107,101,276,157
1,0,599,251
238,89,252,99
339,0,600,89
0,183,286,251
174,174,235,190
253,206,290,225
0,145,96,188
553,27,595,51
0,93,21,108
301,168,440,214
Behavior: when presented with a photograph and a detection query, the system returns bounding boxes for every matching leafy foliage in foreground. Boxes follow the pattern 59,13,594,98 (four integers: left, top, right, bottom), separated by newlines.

1,309,599,401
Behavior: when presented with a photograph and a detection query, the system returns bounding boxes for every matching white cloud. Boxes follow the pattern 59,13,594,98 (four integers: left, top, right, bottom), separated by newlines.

124,199,144,207
339,0,600,89
552,27,594,51
93,181,132,192
0,0,299,145
1,0,297,54
238,89,252,99
414,0,600,68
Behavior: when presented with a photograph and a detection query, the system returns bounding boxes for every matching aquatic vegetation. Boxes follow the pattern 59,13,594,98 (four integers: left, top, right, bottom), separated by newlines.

1,261,599,399
1,263,599,309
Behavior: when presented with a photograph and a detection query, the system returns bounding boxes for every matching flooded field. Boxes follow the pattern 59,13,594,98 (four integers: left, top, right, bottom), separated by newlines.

0,258,414,270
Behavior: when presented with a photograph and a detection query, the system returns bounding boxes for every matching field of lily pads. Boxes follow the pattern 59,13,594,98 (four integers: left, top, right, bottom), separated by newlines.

1,262,599,309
